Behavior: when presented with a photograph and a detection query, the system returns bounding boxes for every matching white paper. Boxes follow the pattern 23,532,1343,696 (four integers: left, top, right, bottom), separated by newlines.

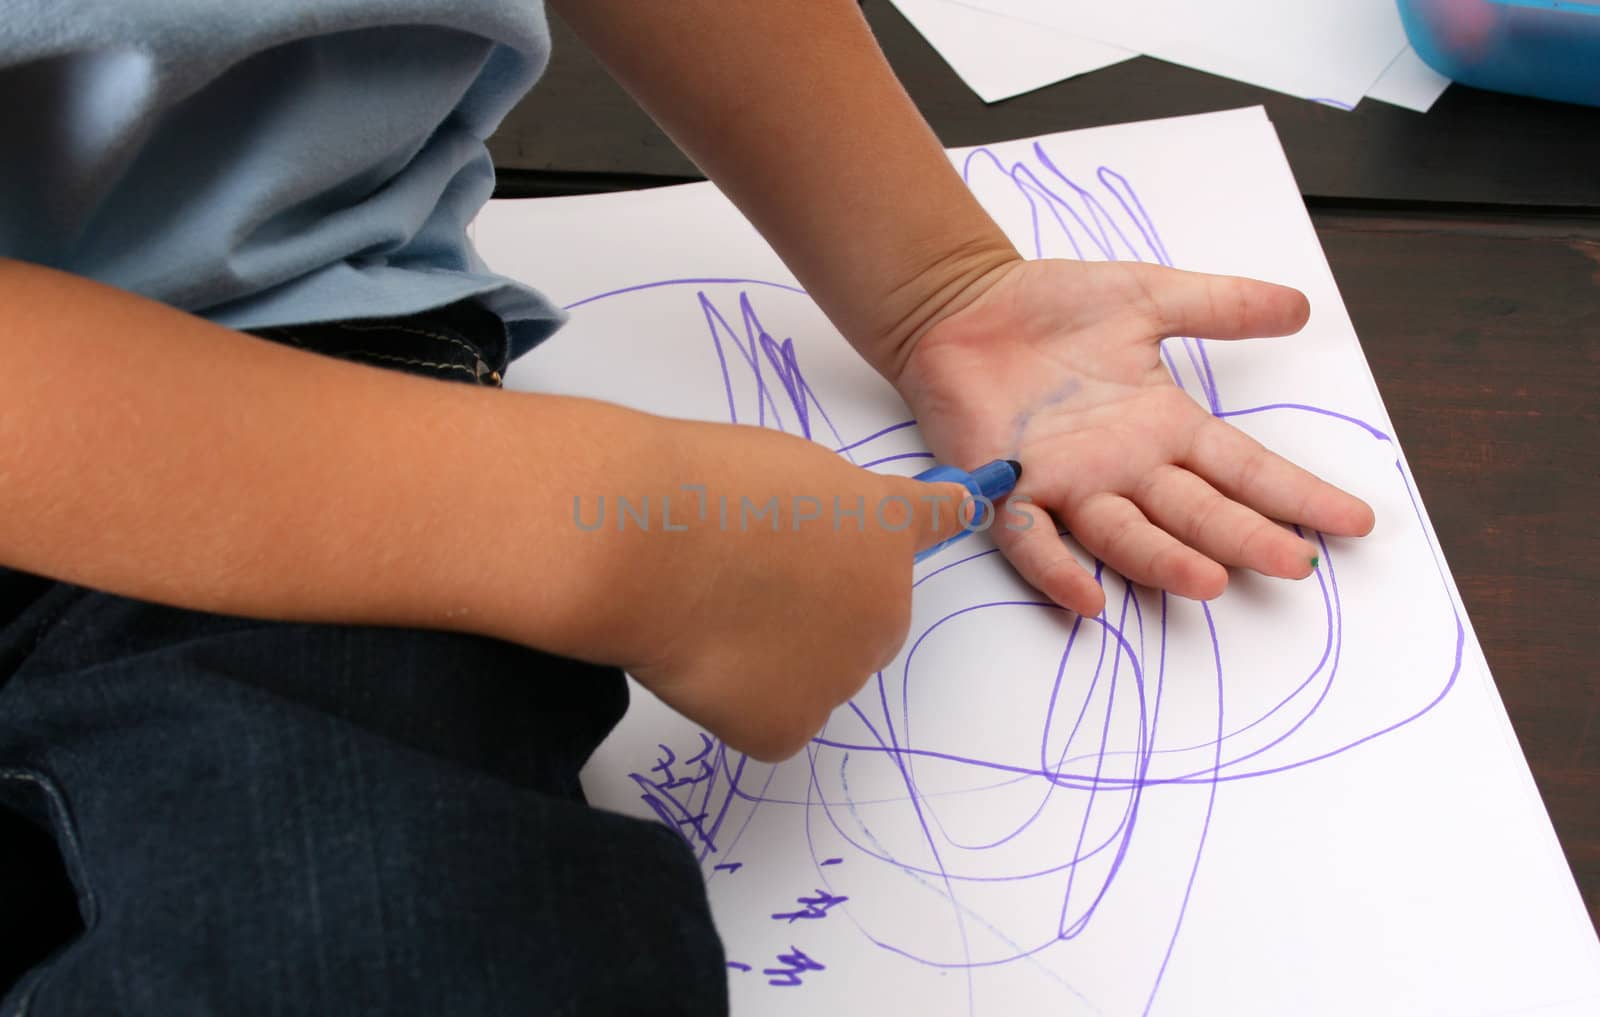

1364,45,1452,112
968,0,1407,108
471,108,1600,1016
888,0,1133,103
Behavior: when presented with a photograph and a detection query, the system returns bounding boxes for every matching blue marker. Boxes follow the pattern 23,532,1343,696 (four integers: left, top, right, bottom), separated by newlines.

912,458,1022,563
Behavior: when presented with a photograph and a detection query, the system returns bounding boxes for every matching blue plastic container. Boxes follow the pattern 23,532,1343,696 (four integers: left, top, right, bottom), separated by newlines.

1397,0,1600,107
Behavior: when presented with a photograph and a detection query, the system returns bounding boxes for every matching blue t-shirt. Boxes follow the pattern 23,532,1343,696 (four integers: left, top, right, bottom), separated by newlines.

0,0,564,357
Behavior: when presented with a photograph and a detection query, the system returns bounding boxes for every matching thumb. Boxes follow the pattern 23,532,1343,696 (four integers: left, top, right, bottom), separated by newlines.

879,476,978,555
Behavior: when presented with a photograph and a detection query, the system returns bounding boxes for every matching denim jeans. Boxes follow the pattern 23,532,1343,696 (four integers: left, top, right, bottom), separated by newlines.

0,302,727,1016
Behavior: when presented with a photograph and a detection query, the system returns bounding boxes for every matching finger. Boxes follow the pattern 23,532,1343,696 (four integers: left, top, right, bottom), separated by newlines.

993,500,1106,617
1071,492,1228,600
1184,415,1376,536
1132,263,1310,340
881,478,975,553
1136,464,1319,579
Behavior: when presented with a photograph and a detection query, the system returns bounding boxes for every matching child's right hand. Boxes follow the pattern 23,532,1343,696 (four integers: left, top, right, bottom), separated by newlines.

497,411,971,762
0,263,946,767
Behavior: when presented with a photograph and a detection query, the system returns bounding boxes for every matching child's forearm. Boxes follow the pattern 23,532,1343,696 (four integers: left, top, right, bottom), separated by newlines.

0,258,649,648
549,0,1020,384
0,260,975,757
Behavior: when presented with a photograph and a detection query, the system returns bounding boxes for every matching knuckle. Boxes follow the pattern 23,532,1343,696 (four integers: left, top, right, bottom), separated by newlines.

1236,518,1277,564
1131,462,1168,505
1232,281,1251,333
866,600,912,674
1128,263,1171,331
1186,492,1225,545
754,726,810,763
754,702,831,762
1234,446,1269,495
1101,503,1142,557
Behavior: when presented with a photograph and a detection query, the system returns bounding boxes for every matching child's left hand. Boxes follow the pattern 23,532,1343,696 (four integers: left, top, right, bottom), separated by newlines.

892,257,1376,617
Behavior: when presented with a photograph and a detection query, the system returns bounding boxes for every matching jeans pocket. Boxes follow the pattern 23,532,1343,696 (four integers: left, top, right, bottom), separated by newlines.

251,299,511,387
0,768,94,1017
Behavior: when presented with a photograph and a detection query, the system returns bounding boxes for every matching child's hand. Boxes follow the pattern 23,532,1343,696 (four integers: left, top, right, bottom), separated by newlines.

559,419,970,762
893,258,1375,618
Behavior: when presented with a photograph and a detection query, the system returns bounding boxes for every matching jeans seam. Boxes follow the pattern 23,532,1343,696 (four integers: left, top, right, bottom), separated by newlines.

0,768,94,1017
264,326,308,348
332,321,487,363
337,349,479,379
263,324,499,384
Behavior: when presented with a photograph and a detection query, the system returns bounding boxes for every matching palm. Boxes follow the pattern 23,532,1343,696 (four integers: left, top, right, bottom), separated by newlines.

896,259,1374,616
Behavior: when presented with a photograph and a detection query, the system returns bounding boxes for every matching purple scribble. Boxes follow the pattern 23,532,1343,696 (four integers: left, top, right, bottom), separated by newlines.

567,140,1463,1015
763,947,826,987
772,889,850,924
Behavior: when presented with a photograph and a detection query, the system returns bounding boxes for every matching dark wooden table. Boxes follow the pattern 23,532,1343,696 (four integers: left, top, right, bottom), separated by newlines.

492,1,1600,208
489,2,1600,930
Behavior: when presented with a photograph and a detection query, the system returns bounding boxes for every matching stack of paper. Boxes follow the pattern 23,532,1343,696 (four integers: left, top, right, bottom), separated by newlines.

889,0,1451,112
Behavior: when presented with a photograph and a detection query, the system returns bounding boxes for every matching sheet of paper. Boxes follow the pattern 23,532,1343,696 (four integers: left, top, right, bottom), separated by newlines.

968,0,1407,108
1364,44,1453,112
471,108,1600,1016
888,0,1133,103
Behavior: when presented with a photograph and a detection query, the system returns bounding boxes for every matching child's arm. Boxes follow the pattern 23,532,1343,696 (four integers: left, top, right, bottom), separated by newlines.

551,0,1375,614
0,258,965,758
548,0,1012,381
